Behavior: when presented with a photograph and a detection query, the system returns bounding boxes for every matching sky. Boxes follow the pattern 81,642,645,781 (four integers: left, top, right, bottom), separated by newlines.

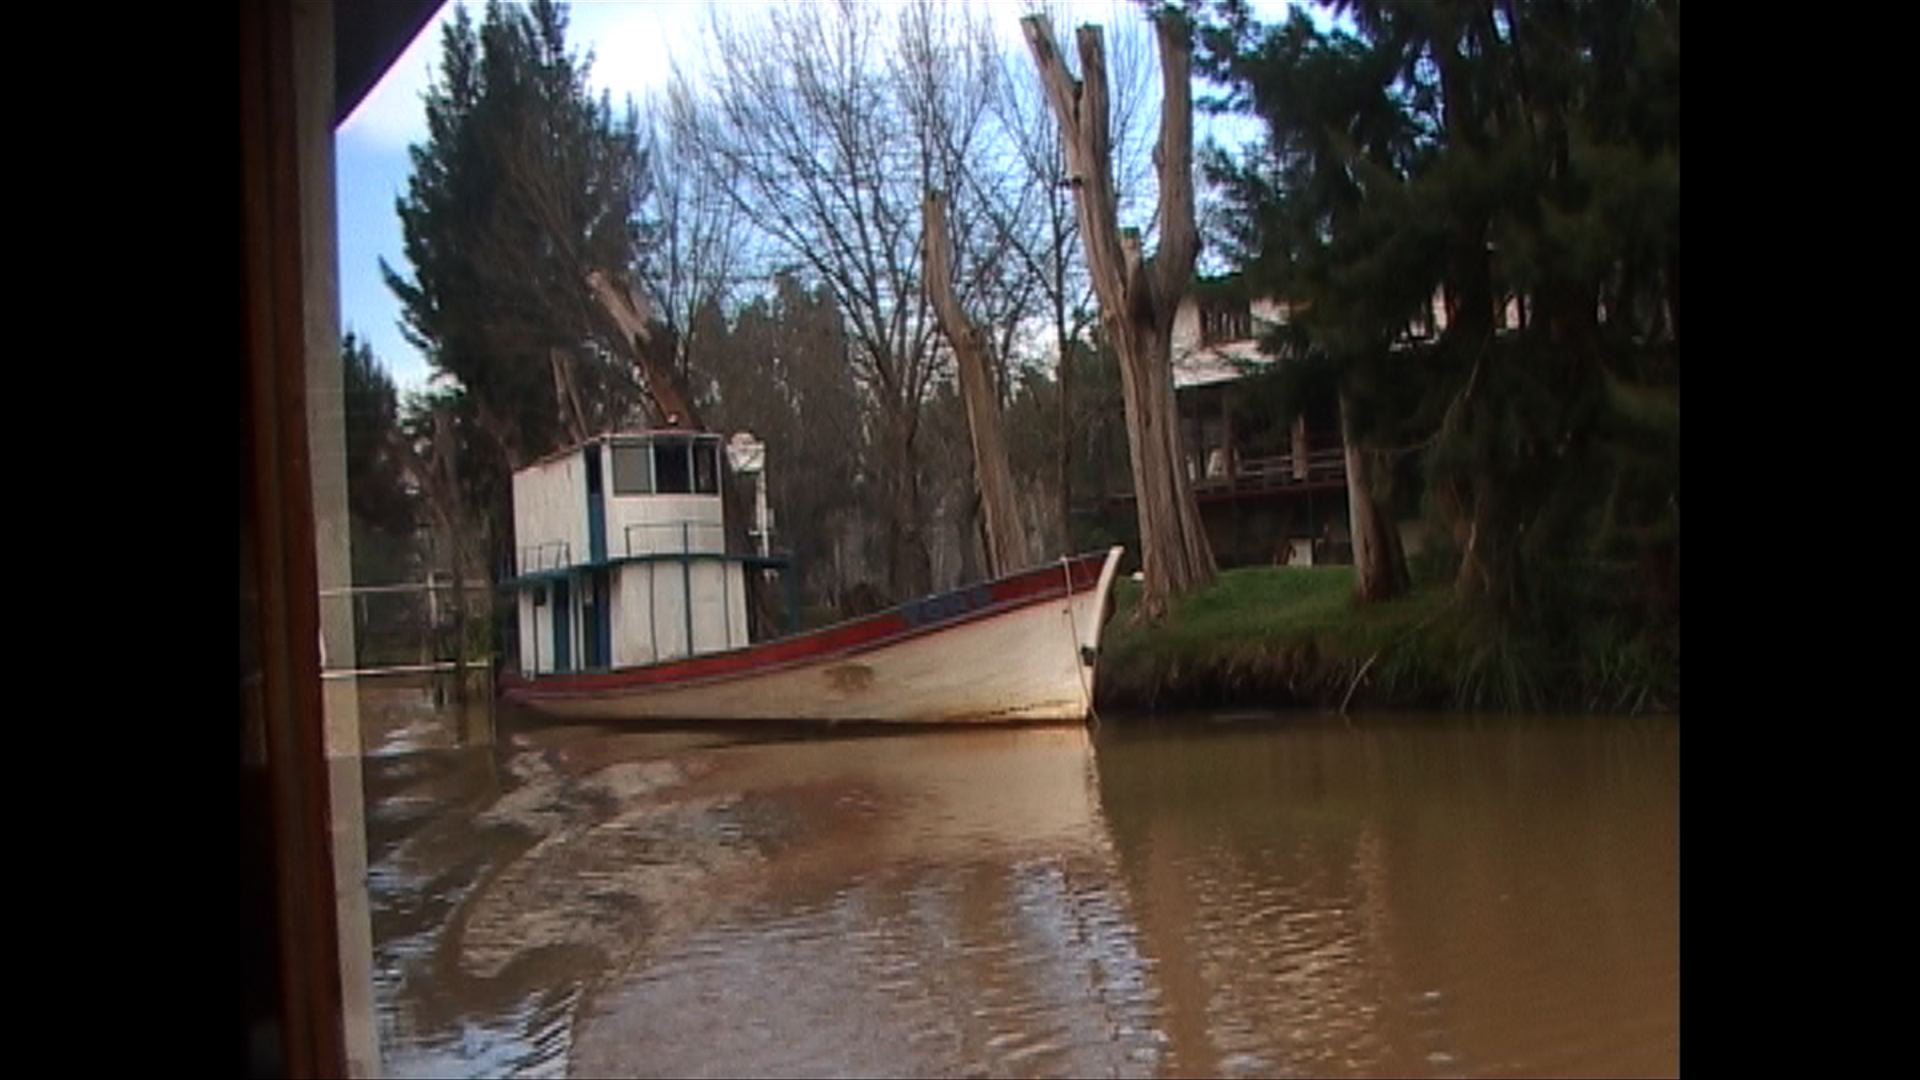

337,0,715,394
334,0,1294,396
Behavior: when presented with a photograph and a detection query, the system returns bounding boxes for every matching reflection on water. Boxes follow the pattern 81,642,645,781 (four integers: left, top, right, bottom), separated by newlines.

364,709,1677,1078
1093,717,1678,1078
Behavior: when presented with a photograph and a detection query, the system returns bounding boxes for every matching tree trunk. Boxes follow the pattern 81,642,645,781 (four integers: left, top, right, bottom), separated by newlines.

585,269,695,429
1023,13,1215,622
1446,480,1505,608
957,491,984,586
924,190,1033,578
1340,390,1410,603
886,410,932,602
548,347,589,444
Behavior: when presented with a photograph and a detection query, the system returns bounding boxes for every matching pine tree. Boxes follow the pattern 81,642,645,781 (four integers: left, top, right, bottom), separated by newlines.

382,0,654,578
1201,0,1677,623
341,332,417,588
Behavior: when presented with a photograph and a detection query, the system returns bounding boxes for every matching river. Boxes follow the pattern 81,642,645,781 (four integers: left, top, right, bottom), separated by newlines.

359,698,1677,1078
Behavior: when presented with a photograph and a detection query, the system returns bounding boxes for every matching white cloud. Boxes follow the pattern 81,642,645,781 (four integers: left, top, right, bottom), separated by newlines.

573,0,714,107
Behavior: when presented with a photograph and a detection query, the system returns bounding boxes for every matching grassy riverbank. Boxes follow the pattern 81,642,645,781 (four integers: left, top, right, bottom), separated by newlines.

1094,565,1677,715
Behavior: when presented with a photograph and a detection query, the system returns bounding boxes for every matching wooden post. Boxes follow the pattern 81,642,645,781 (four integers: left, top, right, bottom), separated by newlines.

1223,389,1236,492
453,572,469,715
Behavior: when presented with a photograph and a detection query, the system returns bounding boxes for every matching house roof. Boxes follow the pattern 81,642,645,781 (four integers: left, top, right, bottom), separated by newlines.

1173,347,1273,390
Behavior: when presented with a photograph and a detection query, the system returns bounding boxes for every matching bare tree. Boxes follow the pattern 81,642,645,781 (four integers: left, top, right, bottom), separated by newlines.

666,0,1062,599
666,0,947,599
583,269,696,428
897,0,1044,576
977,1,1159,553
1023,10,1216,622
902,2,1050,391
640,96,754,391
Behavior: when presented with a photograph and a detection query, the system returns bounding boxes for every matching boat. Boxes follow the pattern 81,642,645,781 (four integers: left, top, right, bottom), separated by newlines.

497,428,1124,724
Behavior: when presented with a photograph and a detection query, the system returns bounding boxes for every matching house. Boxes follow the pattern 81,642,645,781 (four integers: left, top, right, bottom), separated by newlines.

1096,282,1354,567
1149,280,1521,568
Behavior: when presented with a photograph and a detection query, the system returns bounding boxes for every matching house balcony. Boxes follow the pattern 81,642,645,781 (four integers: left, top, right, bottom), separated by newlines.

1198,447,1347,497
1107,446,1347,506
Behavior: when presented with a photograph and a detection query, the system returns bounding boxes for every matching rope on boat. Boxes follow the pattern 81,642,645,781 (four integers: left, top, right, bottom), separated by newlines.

1062,554,1099,728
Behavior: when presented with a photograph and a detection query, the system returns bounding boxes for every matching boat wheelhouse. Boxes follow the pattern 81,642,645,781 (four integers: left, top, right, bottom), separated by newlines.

505,429,780,677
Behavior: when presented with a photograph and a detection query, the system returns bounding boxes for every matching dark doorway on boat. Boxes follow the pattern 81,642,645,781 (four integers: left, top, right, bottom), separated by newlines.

584,570,612,669
586,446,607,563
551,577,572,672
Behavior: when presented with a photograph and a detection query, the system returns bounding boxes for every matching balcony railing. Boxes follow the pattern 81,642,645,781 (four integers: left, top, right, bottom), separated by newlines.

1105,446,1347,504
1207,447,1347,492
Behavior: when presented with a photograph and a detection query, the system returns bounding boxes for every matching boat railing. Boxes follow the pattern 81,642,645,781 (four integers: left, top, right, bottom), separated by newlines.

513,522,745,576
517,540,571,576
621,520,728,559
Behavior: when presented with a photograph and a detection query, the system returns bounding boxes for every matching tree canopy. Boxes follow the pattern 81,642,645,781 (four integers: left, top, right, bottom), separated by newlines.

1199,0,1679,622
382,0,656,573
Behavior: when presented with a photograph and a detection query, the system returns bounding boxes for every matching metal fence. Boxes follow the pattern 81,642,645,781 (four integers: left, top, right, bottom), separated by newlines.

320,578,495,675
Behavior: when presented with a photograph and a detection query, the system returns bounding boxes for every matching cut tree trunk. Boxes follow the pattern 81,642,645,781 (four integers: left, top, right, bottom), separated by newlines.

548,347,589,445
924,189,1032,578
1022,13,1215,622
585,269,695,429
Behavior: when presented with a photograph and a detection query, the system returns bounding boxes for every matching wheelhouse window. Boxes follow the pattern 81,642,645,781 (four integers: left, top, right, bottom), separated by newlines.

609,435,721,496
610,439,653,495
654,437,692,493
693,439,719,494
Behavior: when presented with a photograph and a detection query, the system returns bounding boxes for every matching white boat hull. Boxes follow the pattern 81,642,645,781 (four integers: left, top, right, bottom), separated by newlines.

503,547,1124,726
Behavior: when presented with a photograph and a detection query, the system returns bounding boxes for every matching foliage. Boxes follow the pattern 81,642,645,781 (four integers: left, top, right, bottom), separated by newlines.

690,273,873,612
341,332,417,586
383,0,655,576
1099,564,1675,713
1196,0,1679,634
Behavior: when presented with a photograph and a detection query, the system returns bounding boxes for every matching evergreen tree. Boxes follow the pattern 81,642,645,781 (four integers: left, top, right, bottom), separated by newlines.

341,331,417,587
1201,0,1678,627
382,0,654,579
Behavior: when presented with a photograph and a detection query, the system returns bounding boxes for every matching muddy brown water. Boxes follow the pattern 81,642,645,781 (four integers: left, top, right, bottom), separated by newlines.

360,697,1677,1078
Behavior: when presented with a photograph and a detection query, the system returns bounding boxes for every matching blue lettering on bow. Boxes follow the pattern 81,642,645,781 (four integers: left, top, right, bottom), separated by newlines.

901,584,995,628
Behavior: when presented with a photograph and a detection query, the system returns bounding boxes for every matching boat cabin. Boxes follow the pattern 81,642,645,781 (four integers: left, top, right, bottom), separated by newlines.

507,430,766,675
